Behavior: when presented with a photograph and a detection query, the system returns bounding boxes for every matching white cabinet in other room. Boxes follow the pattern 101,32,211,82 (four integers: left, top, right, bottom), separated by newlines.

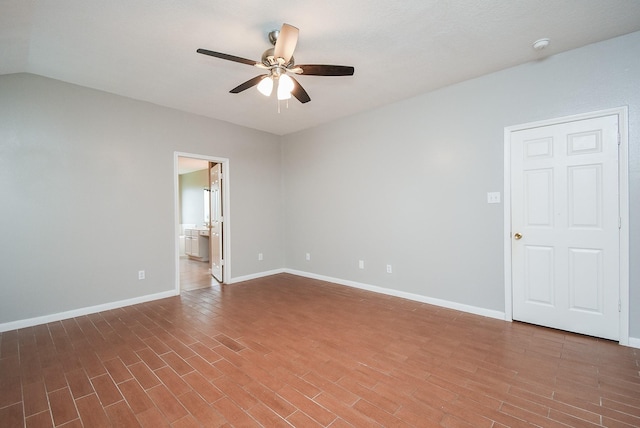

185,229,209,262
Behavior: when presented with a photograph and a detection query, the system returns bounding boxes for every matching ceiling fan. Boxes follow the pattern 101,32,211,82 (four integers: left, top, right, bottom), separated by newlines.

197,23,355,104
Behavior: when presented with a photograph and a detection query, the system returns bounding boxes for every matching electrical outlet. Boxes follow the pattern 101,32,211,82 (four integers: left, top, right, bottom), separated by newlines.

358,260,365,269
487,192,501,204
305,253,311,261
386,265,393,274
258,253,263,261
138,270,145,280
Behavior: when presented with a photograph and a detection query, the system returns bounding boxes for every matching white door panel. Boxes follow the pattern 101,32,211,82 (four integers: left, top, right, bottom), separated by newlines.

524,245,554,306
511,114,619,340
210,163,223,283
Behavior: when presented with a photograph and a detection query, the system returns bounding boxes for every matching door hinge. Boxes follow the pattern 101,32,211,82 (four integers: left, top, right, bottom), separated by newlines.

619,300,621,312
619,217,622,229
618,133,621,145
220,259,224,266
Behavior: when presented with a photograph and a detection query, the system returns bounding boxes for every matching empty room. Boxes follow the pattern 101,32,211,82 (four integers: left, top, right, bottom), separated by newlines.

1,1,640,427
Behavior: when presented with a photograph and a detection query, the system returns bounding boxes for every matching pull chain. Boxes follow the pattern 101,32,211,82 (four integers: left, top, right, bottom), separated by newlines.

276,99,290,114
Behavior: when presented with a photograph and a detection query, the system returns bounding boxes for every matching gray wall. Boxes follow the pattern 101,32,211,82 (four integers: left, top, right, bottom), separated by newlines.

282,32,640,336
0,73,283,324
1,32,638,338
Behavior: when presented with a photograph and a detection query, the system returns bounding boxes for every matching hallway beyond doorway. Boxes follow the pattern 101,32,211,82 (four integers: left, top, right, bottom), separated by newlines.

180,258,216,291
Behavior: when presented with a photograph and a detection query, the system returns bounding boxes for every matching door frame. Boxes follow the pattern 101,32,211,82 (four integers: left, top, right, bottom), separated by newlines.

503,107,629,346
174,152,231,291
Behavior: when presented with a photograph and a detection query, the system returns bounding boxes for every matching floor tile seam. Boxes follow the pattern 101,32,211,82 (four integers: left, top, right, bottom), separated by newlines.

38,382,70,396
312,393,383,428
207,395,256,426
464,400,556,428
24,408,54,424
395,399,454,426
88,375,126,409
152,365,192,395
335,376,395,407
507,387,603,424
68,387,96,402
495,402,576,428
245,398,298,425
306,384,359,408
126,359,164,391
182,378,224,409
438,404,496,428
158,350,195,375
101,357,134,383
581,400,640,425
595,367,640,381
596,375,640,393
10,385,28,423
131,352,169,371
373,375,422,398
392,394,439,419
173,397,221,426
48,386,81,426
145,384,190,423
553,384,616,405
599,396,640,414
497,396,552,419
277,382,337,413
428,381,508,413
546,408,606,428
284,409,338,427
350,397,402,426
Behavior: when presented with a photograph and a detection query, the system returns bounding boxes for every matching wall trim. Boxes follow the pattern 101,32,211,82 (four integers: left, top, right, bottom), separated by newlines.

0,290,178,333
284,269,506,321
628,337,640,349
228,269,287,284
3,270,636,349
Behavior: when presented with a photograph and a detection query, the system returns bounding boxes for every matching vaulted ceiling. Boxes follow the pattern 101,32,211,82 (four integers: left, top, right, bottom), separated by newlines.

2,0,640,135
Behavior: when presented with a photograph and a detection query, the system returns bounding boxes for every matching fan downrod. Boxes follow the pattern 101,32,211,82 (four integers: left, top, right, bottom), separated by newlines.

268,30,279,46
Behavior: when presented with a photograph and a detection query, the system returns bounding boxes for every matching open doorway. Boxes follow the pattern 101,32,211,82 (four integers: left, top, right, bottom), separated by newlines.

174,152,230,293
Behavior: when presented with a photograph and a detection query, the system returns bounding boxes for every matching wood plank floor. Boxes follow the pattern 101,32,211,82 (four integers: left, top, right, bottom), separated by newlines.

180,258,217,291
1,273,639,427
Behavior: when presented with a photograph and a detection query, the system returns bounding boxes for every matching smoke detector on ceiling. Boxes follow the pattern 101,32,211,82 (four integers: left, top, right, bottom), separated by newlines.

532,38,550,50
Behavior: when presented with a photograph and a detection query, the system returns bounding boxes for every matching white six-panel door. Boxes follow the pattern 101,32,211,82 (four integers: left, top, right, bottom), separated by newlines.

510,114,620,340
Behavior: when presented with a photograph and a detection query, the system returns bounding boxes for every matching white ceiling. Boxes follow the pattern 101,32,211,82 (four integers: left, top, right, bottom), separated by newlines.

178,157,209,175
2,1,640,136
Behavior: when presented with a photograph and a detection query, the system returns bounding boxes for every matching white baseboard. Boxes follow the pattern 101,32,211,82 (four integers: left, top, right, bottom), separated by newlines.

228,268,286,284
628,337,640,349
0,289,178,333
5,270,635,349
284,269,506,321
283,270,640,348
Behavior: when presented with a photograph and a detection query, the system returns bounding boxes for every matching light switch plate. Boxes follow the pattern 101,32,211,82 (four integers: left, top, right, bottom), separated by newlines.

487,192,501,204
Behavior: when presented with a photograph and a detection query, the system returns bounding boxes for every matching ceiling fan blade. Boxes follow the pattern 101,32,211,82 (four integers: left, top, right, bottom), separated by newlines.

230,75,269,93
295,64,355,76
273,23,299,63
197,48,258,66
290,76,311,103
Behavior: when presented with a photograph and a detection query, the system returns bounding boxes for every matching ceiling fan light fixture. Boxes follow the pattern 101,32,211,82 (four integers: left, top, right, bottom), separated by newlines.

197,22,355,105
257,76,273,96
277,74,294,100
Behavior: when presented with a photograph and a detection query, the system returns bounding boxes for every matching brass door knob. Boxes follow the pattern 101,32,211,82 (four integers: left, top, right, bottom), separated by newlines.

514,232,523,240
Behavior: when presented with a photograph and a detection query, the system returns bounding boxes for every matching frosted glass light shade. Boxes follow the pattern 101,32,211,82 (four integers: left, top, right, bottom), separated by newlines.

277,74,294,100
257,76,273,96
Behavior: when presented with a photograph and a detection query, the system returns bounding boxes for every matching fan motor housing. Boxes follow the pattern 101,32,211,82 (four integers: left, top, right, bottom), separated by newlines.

261,48,294,68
